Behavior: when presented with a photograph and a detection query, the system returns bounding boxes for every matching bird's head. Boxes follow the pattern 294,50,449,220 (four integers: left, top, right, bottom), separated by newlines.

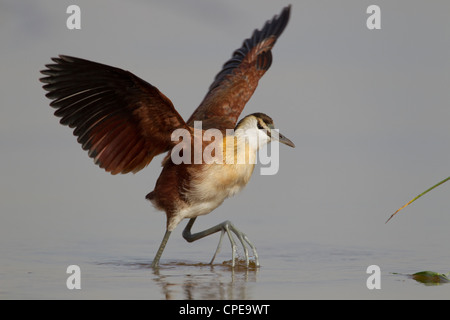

235,112,295,149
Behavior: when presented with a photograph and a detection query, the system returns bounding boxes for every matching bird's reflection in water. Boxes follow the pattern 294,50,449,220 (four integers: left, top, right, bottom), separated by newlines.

152,259,259,300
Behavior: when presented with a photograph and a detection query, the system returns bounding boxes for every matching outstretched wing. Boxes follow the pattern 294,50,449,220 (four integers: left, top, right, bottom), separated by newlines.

187,5,291,130
40,55,188,174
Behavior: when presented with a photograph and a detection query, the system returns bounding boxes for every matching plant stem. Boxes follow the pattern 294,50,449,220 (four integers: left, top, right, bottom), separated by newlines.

386,176,450,223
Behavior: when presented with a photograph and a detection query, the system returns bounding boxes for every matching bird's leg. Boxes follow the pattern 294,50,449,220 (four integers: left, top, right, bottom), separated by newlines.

211,228,225,262
209,229,236,267
182,218,259,268
151,230,172,268
226,223,259,267
182,218,235,265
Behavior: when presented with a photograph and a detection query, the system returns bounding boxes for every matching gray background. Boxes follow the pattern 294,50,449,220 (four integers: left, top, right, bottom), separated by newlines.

1,0,450,299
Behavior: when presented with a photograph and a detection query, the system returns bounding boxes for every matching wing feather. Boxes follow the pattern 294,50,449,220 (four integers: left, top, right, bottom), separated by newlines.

187,5,291,130
40,55,188,174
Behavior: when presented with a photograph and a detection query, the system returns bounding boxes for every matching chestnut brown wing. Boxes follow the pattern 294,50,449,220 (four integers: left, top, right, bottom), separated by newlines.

40,55,188,174
187,5,291,130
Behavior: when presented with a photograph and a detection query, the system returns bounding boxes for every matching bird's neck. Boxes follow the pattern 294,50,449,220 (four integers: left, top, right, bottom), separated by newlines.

234,121,269,152
217,127,266,166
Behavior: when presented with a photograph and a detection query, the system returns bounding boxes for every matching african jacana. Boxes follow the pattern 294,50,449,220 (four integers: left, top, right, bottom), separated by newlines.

40,5,294,268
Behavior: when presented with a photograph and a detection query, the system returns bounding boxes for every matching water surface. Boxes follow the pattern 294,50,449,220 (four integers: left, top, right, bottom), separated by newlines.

3,233,450,299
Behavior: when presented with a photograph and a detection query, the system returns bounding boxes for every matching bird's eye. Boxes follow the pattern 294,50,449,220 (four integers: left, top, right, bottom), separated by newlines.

257,122,264,130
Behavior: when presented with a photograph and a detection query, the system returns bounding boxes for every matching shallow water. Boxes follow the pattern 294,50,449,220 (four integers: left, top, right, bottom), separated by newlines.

3,233,450,299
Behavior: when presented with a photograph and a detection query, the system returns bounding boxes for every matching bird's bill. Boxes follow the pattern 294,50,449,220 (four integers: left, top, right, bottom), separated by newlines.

272,130,295,148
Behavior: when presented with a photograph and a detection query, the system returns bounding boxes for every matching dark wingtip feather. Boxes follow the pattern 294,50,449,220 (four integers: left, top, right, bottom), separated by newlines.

208,5,291,91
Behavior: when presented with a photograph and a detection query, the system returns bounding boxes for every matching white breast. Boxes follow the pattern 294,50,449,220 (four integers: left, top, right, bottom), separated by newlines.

168,163,254,231
168,129,260,231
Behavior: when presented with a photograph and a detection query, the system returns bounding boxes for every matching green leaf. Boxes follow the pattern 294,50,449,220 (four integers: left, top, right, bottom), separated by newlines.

411,271,450,285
